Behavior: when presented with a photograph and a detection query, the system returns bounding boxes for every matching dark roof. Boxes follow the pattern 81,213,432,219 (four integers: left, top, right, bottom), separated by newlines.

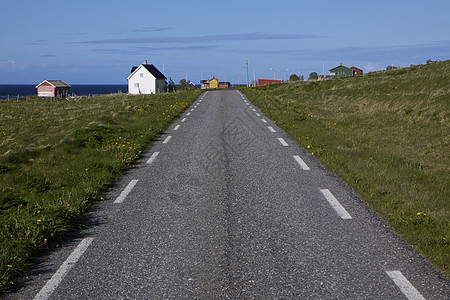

329,64,351,71
130,64,166,79
48,80,70,87
36,80,70,88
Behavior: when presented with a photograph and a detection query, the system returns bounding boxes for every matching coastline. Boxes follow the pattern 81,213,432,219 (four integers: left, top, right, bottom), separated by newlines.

0,84,128,99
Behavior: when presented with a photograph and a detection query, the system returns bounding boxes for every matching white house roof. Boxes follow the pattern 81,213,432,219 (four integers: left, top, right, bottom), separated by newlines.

127,64,167,80
36,80,71,88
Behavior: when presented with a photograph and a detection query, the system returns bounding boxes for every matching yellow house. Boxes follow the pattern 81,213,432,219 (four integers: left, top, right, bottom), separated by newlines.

209,77,218,88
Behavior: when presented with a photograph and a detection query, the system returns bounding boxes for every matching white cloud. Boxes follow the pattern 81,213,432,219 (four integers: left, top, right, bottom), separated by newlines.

0,60,27,71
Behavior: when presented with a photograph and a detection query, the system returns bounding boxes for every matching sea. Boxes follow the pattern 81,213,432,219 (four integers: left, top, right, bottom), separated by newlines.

0,84,128,100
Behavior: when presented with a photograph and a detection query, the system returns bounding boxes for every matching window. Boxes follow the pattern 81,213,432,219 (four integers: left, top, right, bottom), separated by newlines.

140,73,143,77
134,83,139,88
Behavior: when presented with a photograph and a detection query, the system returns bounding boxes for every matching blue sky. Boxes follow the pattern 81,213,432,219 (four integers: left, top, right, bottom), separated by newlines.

1,0,449,84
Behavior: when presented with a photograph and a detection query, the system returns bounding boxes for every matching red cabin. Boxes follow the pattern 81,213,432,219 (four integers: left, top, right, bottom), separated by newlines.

36,80,71,97
219,82,230,89
350,66,363,75
258,79,283,86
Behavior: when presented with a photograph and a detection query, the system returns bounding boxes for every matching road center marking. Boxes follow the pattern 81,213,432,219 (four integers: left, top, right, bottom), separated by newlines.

278,138,289,146
261,119,267,123
114,179,139,204
319,189,352,219
146,151,160,164
268,126,276,132
163,135,172,144
386,271,425,300
256,113,261,117
293,155,311,170
33,237,94,300
174,125,180,131
181,118,187,122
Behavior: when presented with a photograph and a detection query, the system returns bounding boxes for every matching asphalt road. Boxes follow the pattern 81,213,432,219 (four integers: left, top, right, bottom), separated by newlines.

6,90,449,299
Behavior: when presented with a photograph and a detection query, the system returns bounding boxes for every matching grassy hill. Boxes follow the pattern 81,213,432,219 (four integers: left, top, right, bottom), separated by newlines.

0,90,202,292
238,60,449,277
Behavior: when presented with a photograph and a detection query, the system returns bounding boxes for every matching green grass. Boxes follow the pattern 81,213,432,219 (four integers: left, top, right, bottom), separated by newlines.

0,90,202,292
237,60,450,277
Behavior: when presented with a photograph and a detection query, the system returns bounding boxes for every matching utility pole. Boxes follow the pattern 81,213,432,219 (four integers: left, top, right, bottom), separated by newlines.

246,60,249,87
253,69,256,87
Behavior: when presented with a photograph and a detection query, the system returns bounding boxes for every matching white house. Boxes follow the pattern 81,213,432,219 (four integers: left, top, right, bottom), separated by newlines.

127,61,167,94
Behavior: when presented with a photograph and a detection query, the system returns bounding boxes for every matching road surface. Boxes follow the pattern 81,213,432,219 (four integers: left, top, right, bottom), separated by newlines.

7,90,449,299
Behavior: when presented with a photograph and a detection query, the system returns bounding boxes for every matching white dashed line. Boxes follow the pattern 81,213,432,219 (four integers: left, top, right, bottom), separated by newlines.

278,138,289,146
252,108,256,111
146,151,160,165
319,189,352,219
386,271,425,300
293,155,311,170
268,126,276,133
190,109,194,111
34,237,94,300
246,103,250,106
186,112,191,116
114,179,139,204
174,125,180,131
163,135,172,144
261,119,267,123
181,118,187,122
256,113,261,117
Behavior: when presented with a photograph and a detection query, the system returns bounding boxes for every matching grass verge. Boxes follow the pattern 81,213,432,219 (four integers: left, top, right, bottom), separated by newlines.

0,90,202,292
238,61,449,277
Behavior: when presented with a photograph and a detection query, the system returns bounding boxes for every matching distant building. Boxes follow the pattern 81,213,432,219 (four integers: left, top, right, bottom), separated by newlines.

350,66,363,75
127,61,167,94
209,77,219,88
200,77,220,89
329,64,363,77
329,64,353,77
36,80,71,97
258,79,283,86
201,80,210,89
189,82,196,89
219,82,230,89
